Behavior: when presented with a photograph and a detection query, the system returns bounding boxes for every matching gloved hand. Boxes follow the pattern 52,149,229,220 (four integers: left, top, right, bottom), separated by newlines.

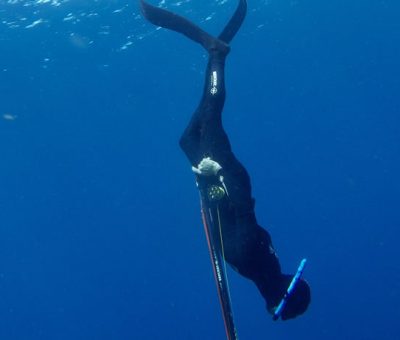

192,157,222,176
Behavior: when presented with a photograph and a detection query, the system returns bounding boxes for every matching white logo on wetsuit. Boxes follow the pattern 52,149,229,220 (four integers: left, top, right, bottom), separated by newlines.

210,70,218,95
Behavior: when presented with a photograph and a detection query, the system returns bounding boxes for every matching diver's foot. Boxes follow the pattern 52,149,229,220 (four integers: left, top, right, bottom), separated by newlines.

207,38,230,57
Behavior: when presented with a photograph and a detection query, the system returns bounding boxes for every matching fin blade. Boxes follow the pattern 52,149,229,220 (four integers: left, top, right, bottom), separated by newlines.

139,0,227,53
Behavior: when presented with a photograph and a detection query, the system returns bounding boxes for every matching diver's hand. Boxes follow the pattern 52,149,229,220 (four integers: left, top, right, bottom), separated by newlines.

192,157,222,176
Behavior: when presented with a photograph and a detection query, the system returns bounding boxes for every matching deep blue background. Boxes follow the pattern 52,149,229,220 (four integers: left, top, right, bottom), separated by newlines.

1,0,399,339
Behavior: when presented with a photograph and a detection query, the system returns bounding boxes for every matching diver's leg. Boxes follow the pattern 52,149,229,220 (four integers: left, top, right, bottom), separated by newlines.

177,0,248,166
140,0,247,165
179,51,232,166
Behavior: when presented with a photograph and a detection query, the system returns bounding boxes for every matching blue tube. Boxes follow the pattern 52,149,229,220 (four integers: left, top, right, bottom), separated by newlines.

272,258,307,321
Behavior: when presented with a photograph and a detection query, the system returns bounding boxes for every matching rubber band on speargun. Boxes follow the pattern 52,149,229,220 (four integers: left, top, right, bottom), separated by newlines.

272,258,307,321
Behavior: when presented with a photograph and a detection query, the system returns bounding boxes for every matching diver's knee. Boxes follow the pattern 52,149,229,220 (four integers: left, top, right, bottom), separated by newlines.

179,133,200,165
179,133,192,154
179,133,188,149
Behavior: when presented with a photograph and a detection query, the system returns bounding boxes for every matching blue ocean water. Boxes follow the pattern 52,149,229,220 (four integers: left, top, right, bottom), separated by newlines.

1,0,399,339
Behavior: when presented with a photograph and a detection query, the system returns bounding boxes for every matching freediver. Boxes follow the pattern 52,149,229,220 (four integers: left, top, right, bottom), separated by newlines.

139,0,311,320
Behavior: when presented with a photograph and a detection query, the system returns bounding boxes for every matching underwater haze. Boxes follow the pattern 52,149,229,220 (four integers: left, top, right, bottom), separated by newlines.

1,0,399,339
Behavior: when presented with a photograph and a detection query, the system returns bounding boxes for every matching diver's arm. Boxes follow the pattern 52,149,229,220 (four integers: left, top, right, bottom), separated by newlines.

192,157,255,215
193,157,228,200
193,157,253,216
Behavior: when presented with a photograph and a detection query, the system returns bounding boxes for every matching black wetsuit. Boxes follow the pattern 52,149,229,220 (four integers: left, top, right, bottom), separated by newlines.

140,0,310,320
178,49,285,311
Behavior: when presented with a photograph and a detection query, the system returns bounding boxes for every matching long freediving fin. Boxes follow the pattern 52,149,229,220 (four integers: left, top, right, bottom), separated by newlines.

139,0,227,53
218,0,247,44
139,0,247,52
